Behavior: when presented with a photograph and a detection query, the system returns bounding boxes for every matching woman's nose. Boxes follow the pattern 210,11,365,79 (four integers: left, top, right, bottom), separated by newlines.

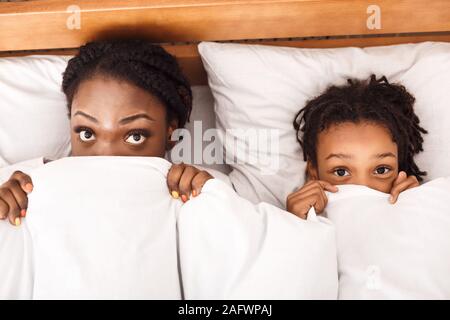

91,142,119,156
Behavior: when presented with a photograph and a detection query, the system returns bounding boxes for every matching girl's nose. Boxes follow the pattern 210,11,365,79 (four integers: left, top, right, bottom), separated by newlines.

352,176,370,188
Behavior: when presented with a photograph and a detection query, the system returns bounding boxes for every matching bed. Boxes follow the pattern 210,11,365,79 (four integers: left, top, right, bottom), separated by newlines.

1,0,450,85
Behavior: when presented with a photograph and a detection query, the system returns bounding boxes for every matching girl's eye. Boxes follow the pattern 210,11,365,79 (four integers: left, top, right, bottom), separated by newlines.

374,166,391,175
79,130,95,142
333,168,350,177
125,133,147,145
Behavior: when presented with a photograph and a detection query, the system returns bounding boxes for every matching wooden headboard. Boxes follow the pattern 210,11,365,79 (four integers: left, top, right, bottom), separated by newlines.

1,0,450,84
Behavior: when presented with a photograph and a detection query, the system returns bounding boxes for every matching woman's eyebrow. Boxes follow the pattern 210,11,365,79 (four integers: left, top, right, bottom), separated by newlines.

73,111,98,123
325,153,352,160
119,113,155,125
373,152,397,159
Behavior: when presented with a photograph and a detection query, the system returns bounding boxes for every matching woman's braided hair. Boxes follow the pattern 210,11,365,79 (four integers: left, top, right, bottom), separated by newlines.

62,39,192,127
293,75,427,181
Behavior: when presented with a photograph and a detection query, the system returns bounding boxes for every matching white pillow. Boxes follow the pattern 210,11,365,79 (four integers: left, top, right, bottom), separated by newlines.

25,157,182,299
0,56,71,166
199,41,450,207
324,178,450,299
178,179,338,299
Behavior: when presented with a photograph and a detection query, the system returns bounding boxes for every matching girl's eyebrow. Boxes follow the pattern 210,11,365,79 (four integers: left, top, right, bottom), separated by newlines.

326,153,352,160
73,111,98,123
326,152,396,160
119,113,155,125
373,152,396,159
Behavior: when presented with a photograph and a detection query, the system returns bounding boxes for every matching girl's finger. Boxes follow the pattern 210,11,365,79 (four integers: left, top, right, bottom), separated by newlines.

306,193,326,214
408,175,420,188
390,178,416,204
289,194,319,219
297,180,337,195
392,171,407,187
288,199,311,219
289,186,327,212
316,180,339,193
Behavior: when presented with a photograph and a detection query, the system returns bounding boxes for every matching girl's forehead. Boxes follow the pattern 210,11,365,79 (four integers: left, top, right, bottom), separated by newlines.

317,122,397,155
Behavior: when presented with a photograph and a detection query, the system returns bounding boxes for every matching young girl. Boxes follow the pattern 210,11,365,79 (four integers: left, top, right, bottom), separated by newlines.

0,39,213,226
287,75,427,219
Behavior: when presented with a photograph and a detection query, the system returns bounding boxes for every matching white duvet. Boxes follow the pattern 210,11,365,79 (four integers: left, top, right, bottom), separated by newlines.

325,178,450,299
0,157,338,300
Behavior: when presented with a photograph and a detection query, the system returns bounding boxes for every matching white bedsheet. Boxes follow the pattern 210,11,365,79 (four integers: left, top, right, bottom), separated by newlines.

0,157,338,299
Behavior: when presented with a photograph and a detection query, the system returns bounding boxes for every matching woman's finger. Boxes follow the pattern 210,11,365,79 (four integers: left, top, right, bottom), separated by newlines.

167,163,186,199
5,180,28,216
11,171,33,194
191,171,213,197
0,197,9,220
178,166,199,202
0,188,21,226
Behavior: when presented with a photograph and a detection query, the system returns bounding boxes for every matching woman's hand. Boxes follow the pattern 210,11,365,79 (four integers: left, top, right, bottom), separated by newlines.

0,171,33,226
167,163,213,202
286,180,338,219
389,171,419,204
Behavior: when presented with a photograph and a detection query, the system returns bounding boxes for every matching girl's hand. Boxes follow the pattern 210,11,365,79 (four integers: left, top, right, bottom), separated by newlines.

167,163,213,203
286,180,338,219
0,171,33,226
389,171,419,204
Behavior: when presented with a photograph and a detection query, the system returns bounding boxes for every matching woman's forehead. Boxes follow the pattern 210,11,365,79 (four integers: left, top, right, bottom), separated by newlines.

71,75,166,119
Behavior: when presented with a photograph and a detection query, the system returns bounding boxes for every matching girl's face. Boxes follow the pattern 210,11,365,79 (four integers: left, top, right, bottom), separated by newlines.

70,75,177,157
308,122,399,193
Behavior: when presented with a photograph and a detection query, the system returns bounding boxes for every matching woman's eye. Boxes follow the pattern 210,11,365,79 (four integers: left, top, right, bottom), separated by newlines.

333,168,350,177
79,130,95,142
374,166,391,175
125,133,147,145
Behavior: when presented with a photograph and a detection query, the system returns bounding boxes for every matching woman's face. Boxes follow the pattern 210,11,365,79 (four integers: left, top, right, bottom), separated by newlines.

308,121,399,193
70,75,177,157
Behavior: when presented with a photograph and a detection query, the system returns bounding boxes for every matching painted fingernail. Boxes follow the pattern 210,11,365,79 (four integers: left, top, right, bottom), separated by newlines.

181,194,188,202
171,191,179,199
25,183,33,193
15,217,21,226
192,189,197,197
20,209,26,218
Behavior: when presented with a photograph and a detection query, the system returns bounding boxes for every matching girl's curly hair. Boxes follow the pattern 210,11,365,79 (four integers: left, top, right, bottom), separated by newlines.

293,75,427,181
